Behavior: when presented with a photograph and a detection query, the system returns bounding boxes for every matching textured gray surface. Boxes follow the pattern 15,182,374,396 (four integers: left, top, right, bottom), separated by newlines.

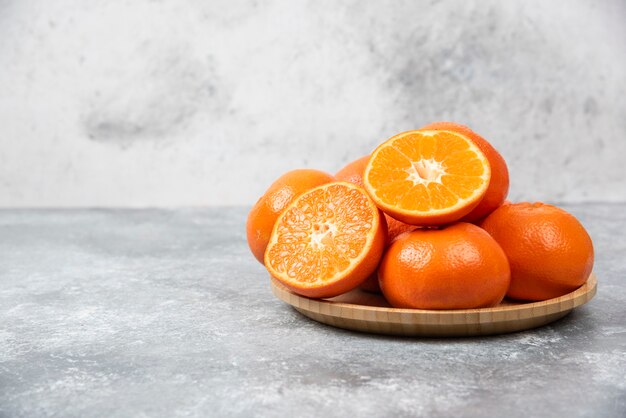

0,205,625,417
1,0,626,206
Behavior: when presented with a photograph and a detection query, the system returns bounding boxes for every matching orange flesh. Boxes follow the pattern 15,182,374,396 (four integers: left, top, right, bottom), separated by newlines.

265,183,376,286
366,130,489,215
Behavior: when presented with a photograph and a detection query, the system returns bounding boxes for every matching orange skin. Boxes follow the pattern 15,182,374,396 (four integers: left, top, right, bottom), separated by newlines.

420,122,509,223
480,202,594,301
264,182,387,299
335,155,369,188
246,169,335,264
379,223,511,309
336,156,416,293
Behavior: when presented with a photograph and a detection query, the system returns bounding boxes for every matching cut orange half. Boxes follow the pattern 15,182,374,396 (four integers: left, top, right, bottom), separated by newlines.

264,182,386,298
364,130,491,225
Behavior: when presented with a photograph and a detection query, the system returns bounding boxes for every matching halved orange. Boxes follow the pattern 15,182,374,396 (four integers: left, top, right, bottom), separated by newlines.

363,130,491,225
420,122,509,223
264,182,386,298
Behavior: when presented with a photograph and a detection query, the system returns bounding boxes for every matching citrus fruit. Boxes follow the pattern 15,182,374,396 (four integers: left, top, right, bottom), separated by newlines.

265,182,386,298
335,155,369,187
480,202,594,301
385,217,418,243
246,169,334,264
378,222,511,309
364,130,491,226
420,122,509,223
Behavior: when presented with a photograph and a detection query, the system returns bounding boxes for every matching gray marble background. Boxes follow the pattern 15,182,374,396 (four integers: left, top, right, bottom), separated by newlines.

0,0,625,207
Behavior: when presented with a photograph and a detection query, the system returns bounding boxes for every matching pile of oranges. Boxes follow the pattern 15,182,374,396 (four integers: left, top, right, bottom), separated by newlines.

247,122,594,309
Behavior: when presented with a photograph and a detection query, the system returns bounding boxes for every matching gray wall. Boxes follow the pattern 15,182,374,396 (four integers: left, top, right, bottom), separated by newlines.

1,0,624,207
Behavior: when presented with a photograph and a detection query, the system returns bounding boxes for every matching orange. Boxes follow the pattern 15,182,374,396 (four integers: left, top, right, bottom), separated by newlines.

385,217,418,243
379,223,511,309
480,202,594,301
246,169,334,264
364,130,491,225
335,155,369,187
265,182,386,298
420,122,509,223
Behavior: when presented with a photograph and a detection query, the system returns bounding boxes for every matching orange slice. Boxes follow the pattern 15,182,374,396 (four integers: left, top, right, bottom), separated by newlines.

363,130,491,225
264,182,386,298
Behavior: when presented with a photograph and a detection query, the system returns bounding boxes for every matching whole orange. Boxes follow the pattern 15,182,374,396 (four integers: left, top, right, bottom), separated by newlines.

246,169,335,264
420,122,509,223
480,202,594,301
379,223,510,309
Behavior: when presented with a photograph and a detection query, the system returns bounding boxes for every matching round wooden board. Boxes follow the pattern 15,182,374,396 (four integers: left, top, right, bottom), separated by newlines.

270,273,597,337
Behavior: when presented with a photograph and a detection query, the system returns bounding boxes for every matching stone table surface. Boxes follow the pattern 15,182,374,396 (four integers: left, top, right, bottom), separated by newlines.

0,205,624,418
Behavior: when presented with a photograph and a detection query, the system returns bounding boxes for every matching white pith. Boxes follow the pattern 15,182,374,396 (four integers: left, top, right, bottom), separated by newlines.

406,158,445,185
309,222,337,249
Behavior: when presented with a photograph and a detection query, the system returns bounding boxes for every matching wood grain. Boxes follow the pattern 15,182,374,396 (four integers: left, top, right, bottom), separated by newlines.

270,273,597,337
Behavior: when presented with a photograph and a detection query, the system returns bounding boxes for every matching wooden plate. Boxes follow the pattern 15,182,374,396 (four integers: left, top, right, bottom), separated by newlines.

270,273,597,337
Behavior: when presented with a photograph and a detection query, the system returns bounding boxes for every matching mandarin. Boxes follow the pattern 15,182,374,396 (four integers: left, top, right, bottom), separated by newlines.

378,223,510,309
420,122,509,223
335,155,369,187
265,182,386,298
481,202,594,301
364,130,491,226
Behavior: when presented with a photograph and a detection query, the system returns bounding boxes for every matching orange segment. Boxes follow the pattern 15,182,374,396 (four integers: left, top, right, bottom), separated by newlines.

265,182,386,298
364,130,491,225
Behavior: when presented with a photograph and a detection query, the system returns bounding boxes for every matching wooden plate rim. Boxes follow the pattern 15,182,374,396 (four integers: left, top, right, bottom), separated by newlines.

270,273,597,319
